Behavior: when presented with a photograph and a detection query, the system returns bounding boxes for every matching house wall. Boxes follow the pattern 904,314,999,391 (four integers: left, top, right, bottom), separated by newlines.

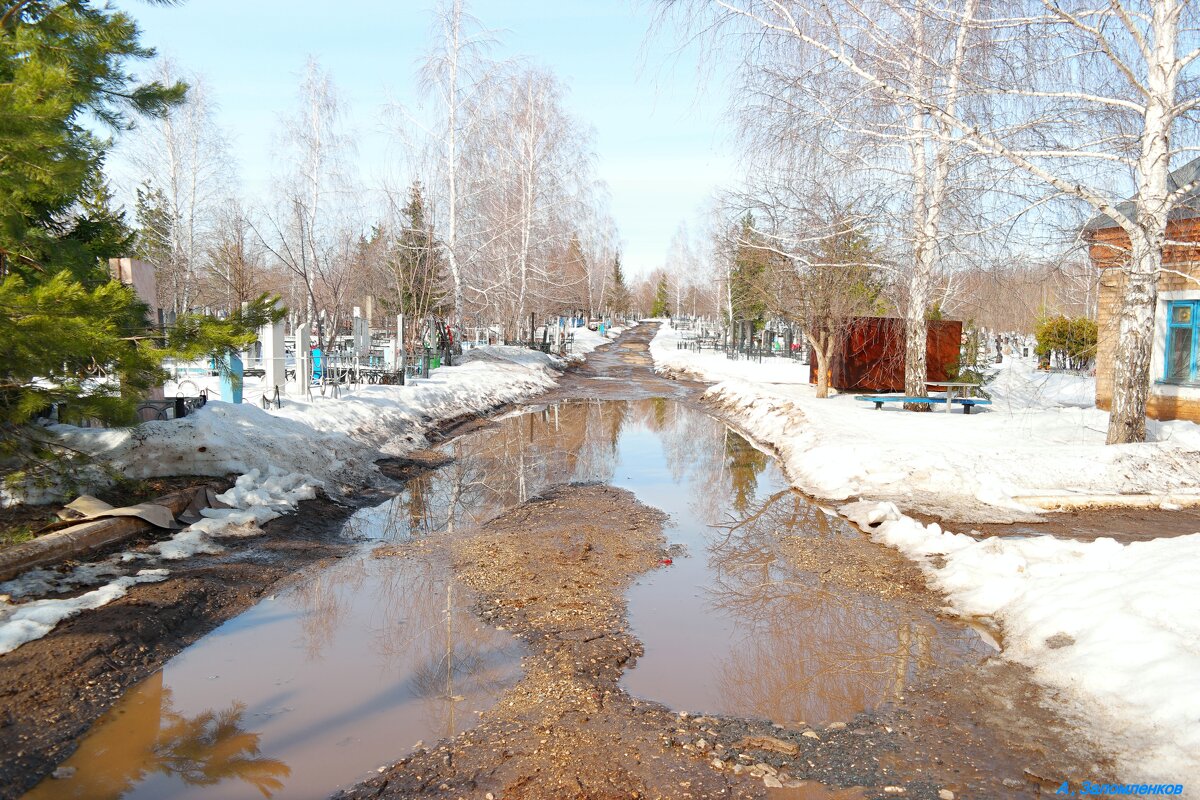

1090,219,1200,422
108,257,164,401
107,258,159,317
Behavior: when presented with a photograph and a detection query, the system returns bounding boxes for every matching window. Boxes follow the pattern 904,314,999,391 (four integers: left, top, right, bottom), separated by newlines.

1165,300,1200,384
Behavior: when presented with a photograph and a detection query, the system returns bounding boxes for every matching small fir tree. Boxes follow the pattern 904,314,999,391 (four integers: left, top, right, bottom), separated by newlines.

730,212,770,330
651,275,670,317
609,253,629,318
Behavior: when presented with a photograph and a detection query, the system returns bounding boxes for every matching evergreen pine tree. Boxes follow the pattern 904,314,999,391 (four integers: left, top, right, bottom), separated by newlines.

651,275,670,317
0,2,283,487
0,1,186,282
609,253,629,317
386,181,447,323
134,181,175,309
730,212,769,330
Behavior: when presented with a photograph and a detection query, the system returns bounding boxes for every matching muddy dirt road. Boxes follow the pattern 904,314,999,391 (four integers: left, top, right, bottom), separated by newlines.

8,324,1116,800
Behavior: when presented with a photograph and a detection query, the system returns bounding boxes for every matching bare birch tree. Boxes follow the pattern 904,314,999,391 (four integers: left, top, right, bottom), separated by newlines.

256,57,357,354
462,65,597,336
665,0,1200,443
420,0,497,323
206,198,266,313
666,0,982,405
129,59,232,314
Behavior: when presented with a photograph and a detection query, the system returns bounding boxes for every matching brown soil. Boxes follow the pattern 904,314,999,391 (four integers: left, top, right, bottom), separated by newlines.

376,451,455,481
0,491,358,800
777,524,937,611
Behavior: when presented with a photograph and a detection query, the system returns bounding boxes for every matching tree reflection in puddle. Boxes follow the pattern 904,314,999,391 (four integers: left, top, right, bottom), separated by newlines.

706,491,963,726
621,408,992,727
24,673,290,800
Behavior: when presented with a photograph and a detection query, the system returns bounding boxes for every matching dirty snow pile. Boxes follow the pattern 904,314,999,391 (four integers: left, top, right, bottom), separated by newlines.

40,346,563,500
842,500,1200,784
605,324,630,340
146,469,319,560
0,570,168,655
0,468,320,655
650,321,1200,522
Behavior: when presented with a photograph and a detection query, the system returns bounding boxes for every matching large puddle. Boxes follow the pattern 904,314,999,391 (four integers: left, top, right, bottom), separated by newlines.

28,398,988,799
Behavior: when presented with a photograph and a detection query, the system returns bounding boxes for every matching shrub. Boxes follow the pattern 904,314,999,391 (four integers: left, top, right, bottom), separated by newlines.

1035,315,1097,370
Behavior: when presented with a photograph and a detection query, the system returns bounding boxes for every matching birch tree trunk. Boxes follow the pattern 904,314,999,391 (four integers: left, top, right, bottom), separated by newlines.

443,0,465,322
1108,1,1177,443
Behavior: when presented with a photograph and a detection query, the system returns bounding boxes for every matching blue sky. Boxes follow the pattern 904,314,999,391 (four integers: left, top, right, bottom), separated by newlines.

111,0,737,278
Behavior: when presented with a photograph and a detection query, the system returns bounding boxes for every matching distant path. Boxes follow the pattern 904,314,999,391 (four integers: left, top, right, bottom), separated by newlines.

540,322,706,404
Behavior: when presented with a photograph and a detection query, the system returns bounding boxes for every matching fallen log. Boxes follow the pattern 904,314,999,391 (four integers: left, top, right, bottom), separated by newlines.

0,489,197,583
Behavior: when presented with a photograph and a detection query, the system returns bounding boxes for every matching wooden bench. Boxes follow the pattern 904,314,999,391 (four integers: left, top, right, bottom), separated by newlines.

854,395,993,414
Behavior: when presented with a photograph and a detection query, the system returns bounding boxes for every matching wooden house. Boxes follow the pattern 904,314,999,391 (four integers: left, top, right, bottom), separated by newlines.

1086,159,1200,423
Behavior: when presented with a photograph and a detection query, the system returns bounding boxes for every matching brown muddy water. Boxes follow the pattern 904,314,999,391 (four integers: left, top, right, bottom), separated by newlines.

26,398,989,800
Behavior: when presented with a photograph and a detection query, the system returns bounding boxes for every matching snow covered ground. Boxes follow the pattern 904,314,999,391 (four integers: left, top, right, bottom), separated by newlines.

567,324,618,358
844,500,1200,785
652,321,1200,785
651,322,1200,522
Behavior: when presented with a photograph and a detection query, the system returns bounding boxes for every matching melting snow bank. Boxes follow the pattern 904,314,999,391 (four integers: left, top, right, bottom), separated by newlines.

35,346,563,500
0,570,169,655
841,501,1200,785
0,349,565,653
145,469,319,560
0,469,319,655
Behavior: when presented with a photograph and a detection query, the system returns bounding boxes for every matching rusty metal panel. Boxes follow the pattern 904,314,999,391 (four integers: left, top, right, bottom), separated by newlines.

808,318,963,392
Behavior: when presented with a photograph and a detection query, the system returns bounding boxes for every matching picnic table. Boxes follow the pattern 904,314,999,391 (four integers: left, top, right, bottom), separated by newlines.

924,381,980,414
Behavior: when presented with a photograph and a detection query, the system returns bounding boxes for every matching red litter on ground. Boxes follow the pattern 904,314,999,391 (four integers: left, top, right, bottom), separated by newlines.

659,558,673,566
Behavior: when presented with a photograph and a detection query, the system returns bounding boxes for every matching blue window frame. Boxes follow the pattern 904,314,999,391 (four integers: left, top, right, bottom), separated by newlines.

1165,300,1200,384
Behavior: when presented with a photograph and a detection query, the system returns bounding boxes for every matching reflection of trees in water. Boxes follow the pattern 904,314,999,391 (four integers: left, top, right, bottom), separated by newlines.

366,556,519,740
706,488,971,725
427,400,625,526
405,474,438,536
27,673,290,800
289,554,368,659
723,432,770,514
284,540,519,740
275,402,635,738
152,694,291,797
636,399,774,521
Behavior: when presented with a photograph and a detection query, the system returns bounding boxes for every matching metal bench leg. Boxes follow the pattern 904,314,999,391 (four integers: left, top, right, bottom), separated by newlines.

874,402,883,410
963,404,971,414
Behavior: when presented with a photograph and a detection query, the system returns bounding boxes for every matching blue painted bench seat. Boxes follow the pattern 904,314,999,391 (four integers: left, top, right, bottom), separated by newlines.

853,395,993,414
